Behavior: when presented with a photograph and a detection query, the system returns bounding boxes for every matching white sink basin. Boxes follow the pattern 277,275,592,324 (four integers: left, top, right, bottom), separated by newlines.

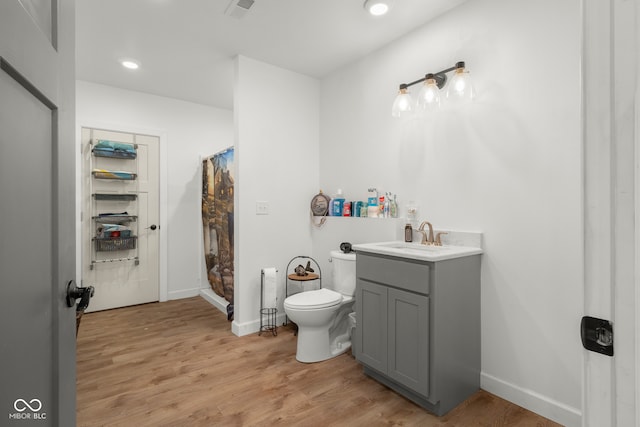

352,241,483,262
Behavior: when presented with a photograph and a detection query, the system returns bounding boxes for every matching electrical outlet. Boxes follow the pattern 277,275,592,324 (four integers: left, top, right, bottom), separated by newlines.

256,201,269,215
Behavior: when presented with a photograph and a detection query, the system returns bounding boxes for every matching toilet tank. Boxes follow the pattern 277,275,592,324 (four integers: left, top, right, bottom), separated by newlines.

329,250,356,297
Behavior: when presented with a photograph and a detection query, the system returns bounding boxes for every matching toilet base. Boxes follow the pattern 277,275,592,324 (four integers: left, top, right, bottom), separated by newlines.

295,325,352,363
293,303,354,363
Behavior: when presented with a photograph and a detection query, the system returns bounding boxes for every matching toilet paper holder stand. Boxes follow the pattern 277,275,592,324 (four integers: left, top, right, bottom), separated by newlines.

259,268,279,336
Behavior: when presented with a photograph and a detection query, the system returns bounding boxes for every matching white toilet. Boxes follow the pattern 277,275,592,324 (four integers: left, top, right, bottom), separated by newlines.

284,250,356,363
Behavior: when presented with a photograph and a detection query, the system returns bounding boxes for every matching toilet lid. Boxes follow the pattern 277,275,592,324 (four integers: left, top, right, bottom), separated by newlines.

284,288,342,310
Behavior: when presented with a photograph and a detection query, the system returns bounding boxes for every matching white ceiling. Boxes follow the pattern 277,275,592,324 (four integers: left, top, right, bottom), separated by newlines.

76,0,467,110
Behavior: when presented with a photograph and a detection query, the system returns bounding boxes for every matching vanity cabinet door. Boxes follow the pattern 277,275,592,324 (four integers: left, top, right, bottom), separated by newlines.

388,287,430,397
355,279,388,373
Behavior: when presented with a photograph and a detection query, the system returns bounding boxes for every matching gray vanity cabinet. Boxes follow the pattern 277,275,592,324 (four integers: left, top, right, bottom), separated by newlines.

354,251,480,416
387,286,430,396
357,280,388,372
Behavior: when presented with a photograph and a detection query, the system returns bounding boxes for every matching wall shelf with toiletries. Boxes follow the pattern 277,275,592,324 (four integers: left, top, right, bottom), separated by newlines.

89,139,140,269
325,188,400,219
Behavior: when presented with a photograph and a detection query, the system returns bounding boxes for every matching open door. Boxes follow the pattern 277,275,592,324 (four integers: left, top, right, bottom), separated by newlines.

0,1,77,425
582,0,638,426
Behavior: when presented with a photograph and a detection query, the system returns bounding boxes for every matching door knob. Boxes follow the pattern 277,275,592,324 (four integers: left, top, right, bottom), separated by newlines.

66,280,95,310
147,224,158,230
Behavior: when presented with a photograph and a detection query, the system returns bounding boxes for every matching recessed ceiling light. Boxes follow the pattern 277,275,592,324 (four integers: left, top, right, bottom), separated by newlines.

364,0,389,16
120,59,140,70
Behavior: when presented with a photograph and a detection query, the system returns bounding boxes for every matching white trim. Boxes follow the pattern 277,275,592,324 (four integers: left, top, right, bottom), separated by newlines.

200,289,289,339
231,319,259,337
481,372,581,427
231,312,287,337
635,2,640,420
75,121,168,302
199,288,228,314
167,287,201,300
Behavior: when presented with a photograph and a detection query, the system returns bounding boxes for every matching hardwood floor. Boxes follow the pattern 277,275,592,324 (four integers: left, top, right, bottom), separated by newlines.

77,297,562,427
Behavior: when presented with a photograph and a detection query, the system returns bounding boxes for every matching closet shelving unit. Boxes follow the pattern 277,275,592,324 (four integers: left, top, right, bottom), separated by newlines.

89,139,140,270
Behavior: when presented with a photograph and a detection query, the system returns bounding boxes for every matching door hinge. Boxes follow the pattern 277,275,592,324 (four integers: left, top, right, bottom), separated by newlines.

581,316,613,356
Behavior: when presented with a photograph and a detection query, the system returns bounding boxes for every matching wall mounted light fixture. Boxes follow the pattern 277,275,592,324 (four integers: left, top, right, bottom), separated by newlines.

392,61,473,117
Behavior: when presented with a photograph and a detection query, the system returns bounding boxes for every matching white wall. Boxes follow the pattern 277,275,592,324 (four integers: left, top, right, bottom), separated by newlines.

233,56,320,335
319,0,582,425
76,80,234,300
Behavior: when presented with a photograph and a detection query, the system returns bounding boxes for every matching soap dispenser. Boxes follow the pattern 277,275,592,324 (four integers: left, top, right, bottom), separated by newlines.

405,223,413,242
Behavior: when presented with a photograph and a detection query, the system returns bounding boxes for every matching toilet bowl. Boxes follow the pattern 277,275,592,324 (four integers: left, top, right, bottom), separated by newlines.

284,250,356,363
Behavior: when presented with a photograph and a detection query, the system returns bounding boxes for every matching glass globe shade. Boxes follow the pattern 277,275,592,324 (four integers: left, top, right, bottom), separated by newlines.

446,69,474,102
391,88,413,118
416,78,441,110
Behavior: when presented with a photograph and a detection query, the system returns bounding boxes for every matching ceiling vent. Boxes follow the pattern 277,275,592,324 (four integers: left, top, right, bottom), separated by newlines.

224,0,255,19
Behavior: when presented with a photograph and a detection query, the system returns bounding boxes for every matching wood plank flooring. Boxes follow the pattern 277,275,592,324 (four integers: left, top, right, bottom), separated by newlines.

77,297,562,427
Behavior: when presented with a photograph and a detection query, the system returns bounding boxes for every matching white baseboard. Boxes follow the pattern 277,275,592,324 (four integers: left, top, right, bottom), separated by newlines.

200,289,284,337
232,312,288,337
167,287,202,300
199,288,228,315
481,372,581,427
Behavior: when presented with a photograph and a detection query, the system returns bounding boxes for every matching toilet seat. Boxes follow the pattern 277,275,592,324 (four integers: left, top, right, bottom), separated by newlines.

284,288,342,310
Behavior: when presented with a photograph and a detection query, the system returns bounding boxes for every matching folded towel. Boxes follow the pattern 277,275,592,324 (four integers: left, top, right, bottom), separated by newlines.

94,139,136,153
96,223,132,238
92,169,137,180
93,140,137,159
93,148,136,159
98,212,129,217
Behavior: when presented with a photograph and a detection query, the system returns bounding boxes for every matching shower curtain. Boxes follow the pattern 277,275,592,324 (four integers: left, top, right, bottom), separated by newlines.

202,148,234,310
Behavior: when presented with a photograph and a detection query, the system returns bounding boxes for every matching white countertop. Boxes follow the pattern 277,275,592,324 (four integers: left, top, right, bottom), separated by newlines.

352,240,483,262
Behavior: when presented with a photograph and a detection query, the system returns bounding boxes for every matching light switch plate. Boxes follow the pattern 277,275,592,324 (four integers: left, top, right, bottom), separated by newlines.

256,201,269,215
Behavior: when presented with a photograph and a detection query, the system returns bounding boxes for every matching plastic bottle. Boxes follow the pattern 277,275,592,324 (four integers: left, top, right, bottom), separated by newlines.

330,189,345,216
405,223,413,242
343,201,352,216
367,198,378,218
390,194,398,218
383,192,391,218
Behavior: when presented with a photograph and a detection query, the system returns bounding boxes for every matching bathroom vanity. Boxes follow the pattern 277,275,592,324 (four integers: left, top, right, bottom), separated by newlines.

352,241,482,416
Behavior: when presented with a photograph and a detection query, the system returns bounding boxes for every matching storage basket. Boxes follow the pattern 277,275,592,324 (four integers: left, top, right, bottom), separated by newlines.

95,236,137,252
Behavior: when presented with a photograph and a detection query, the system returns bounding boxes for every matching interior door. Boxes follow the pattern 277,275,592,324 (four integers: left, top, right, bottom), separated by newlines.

81,128,160,311
582,0,638,426
0,1,76,426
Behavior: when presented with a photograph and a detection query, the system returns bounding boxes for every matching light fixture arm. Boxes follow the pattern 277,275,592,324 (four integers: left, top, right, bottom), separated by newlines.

397,62,464,91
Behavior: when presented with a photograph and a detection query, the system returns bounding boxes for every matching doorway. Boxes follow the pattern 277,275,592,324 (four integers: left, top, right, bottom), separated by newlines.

81,127,160,312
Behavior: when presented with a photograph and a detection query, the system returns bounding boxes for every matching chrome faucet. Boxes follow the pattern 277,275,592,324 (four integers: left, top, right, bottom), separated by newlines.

417,221,435,245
